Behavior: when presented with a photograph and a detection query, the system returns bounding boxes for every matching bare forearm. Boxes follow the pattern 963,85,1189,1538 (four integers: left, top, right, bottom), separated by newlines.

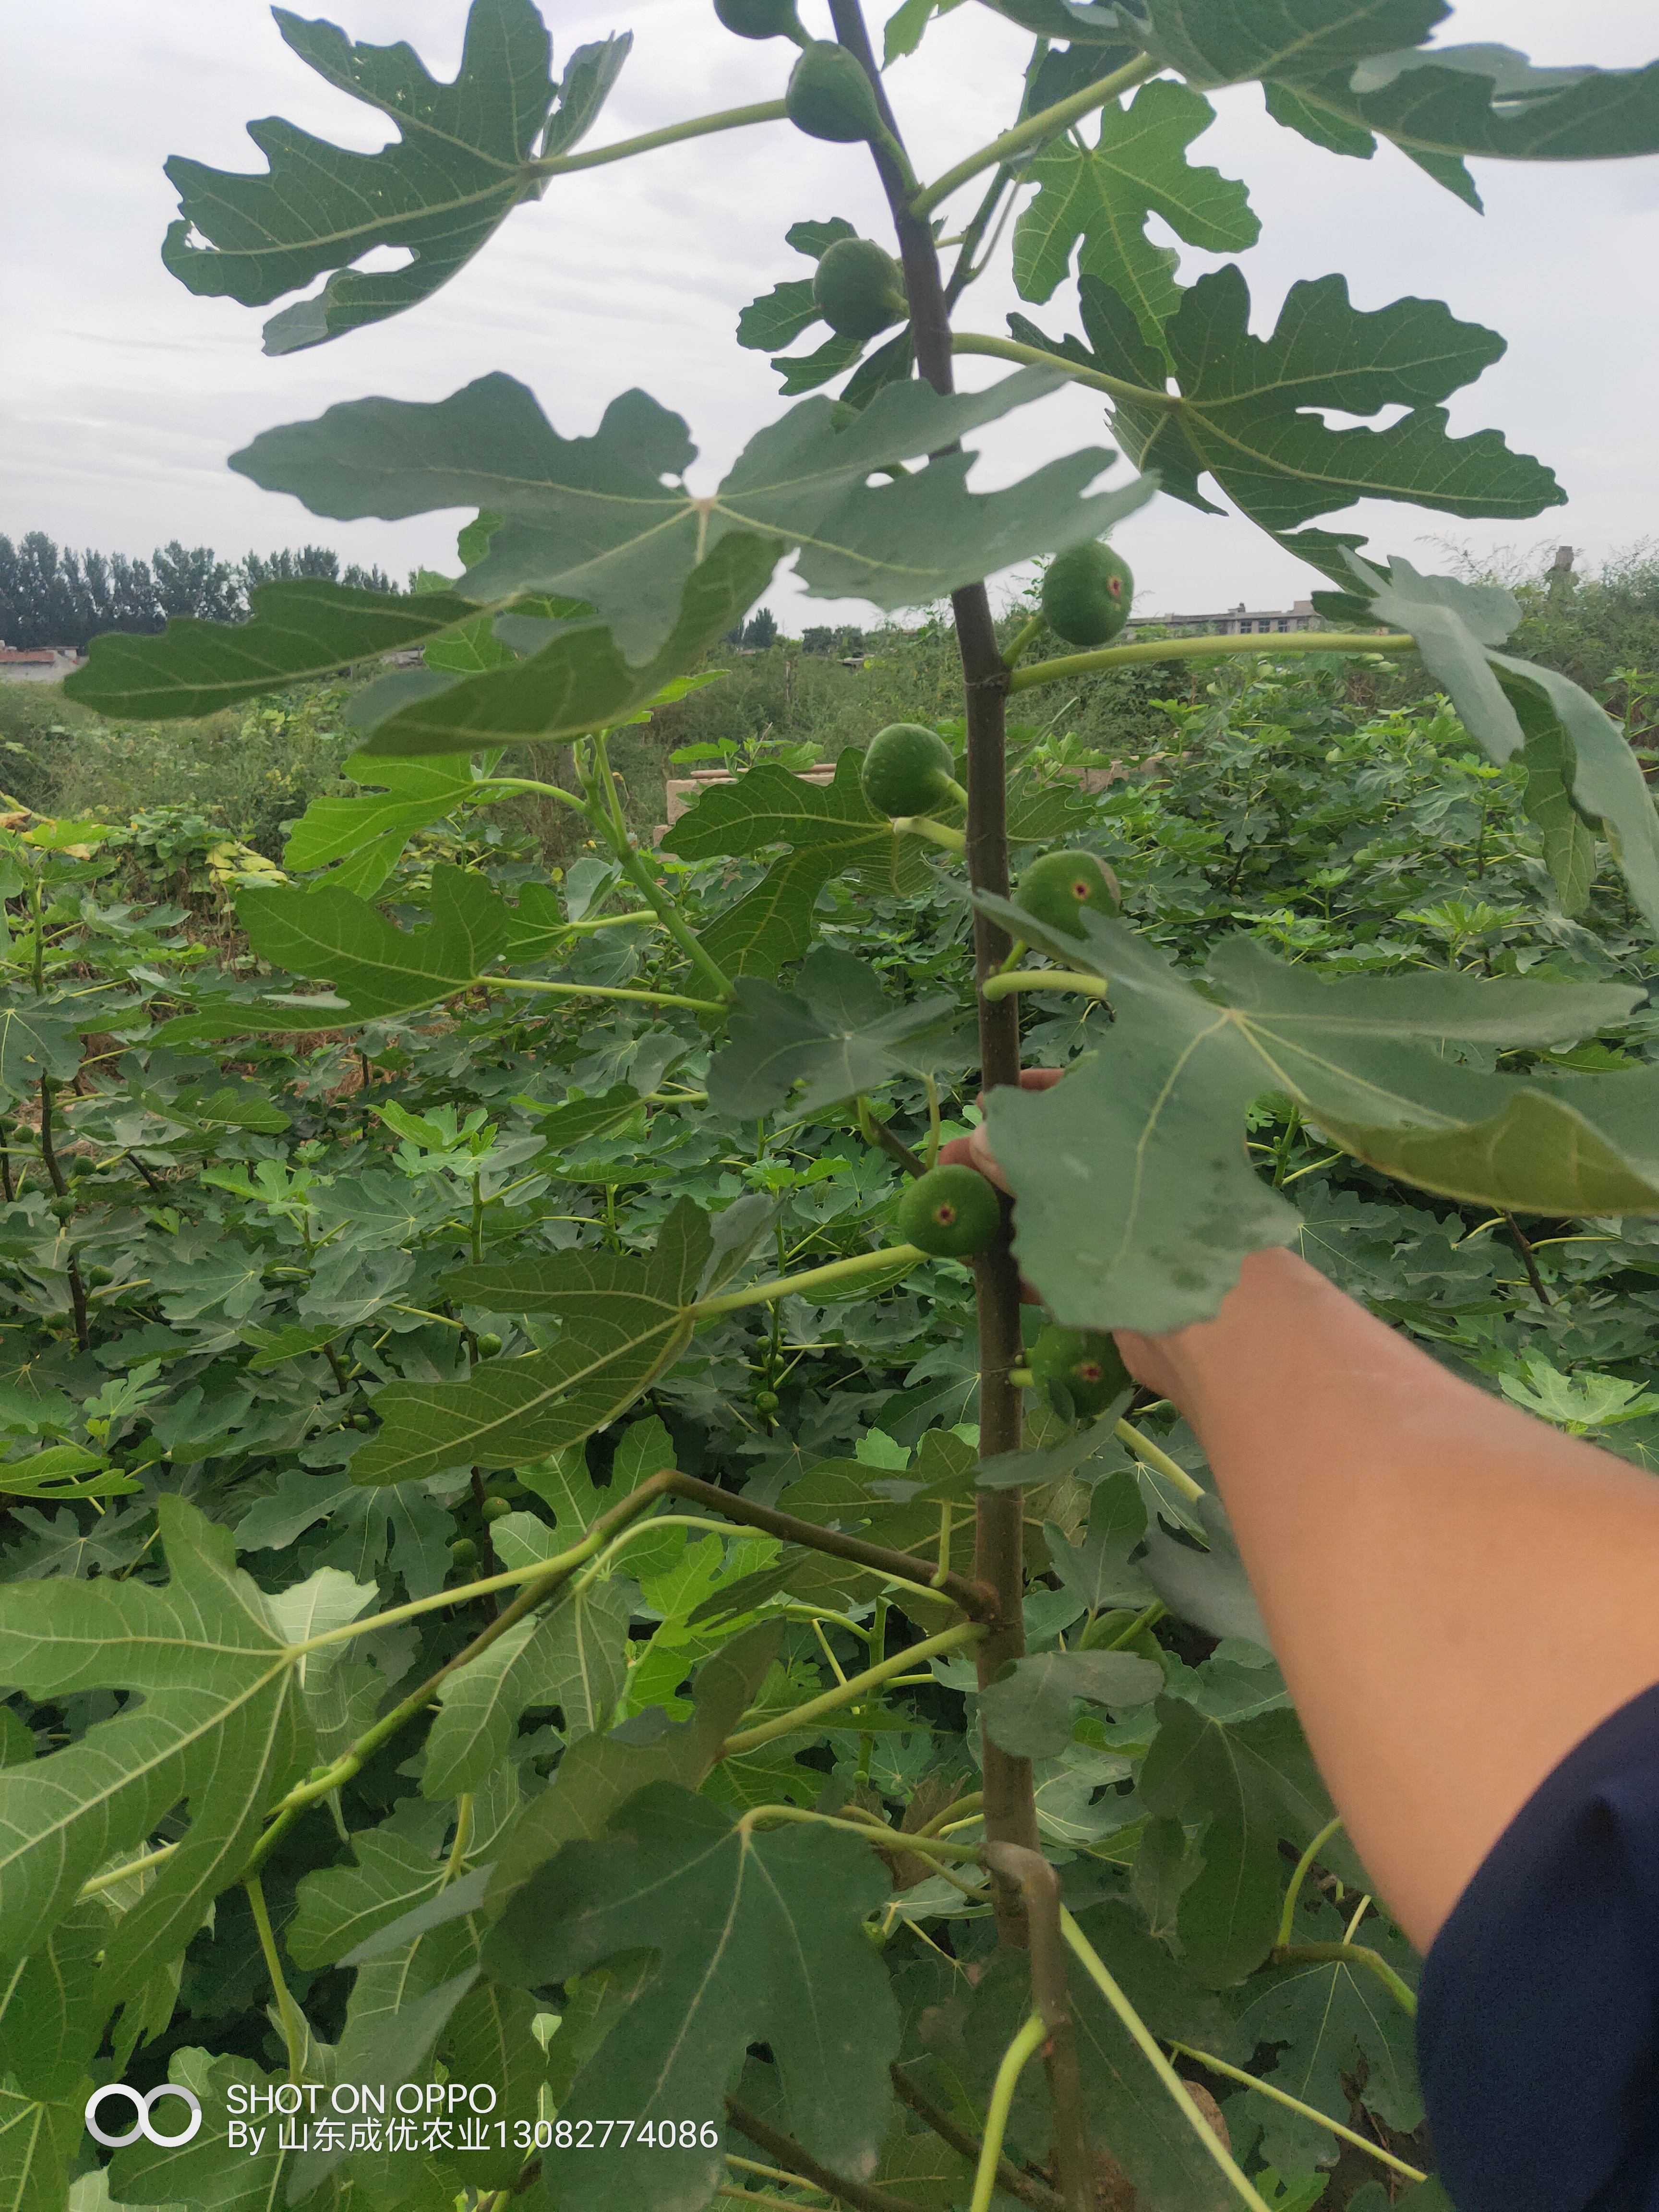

1122,1249,1659,1949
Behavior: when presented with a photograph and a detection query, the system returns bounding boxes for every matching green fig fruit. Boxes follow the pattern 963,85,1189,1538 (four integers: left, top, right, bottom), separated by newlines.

812,237,907,340
753,1388,781,1413
897,1164,1001,1259
1029,1323,1130,1417
1041,542,1134,648
860,723,962,818
481,1495,514,1523
786,40,884,143
1015,848,1121,938
449,1537,480,1566
474,1331,504,1357
715,0,801,35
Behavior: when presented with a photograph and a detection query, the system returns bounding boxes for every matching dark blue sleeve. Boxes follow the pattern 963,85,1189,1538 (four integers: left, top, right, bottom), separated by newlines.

1417,1679,1659,2212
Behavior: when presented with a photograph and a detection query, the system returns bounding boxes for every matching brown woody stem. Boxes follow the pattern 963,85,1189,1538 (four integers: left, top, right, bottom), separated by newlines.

983,1845,1093,2212
889,2065,1067,2212
724,2099,928,2212
829,0,1040,1952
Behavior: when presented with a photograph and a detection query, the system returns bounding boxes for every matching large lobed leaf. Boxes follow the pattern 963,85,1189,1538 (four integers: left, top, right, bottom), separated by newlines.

153,864,507,1042
231,366,1152,662
979,894,1657,1331
709,943,966,1119
488,1781,900,2212
0,1497,314,2012
1012,264,1562,533
350,1198,713,1485
63,578,477,720
1013,79,1258,346
162,0,630,354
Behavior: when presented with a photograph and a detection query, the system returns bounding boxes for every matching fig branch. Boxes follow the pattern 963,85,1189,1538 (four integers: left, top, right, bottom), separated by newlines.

828,0,1041,1952
1006,631,1418,691
910,53,1159,217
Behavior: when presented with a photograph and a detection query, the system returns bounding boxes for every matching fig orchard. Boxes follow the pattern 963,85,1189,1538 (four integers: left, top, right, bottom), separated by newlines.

2,7,1658,2212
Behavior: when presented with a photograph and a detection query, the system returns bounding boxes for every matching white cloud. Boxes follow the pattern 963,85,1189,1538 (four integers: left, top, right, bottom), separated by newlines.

1,0,1655,630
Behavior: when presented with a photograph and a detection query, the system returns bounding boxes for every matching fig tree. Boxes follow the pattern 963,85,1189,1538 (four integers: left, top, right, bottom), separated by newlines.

786,40,883,144
1041,542,1134,648
1029,1323,1130,1416
859,723,963,818
813,237,907,339
898,1164,1000,1258
1015,848,1121,938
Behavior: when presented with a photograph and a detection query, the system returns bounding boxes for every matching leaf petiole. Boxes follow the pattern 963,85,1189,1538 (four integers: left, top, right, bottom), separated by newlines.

1059,1908,1275,2212
1115,1418,1204,1502
528,99,791,181
494,976,726,1014
1166,2040,1428,2184
1001,623,1419,693
969,2014,1048,2212
890,813,968,854
911,54,1159,217
246,1869,307,2084
1276,1812,1344,1950
722,1620,985,1755
980,968,1108,1002
693,1243,927,1316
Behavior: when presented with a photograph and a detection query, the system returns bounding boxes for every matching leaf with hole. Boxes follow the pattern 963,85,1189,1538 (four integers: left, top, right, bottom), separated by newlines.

161,0,582,354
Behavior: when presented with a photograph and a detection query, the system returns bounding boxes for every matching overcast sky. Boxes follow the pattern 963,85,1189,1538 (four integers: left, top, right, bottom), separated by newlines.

4,0,1658,632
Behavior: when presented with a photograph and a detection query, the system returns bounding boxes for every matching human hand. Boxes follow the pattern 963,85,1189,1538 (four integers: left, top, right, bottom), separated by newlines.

937,1066,1189,1399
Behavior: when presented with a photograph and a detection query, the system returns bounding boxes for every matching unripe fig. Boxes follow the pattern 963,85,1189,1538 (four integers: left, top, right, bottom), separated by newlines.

1041,542,1134,648
474,1331,504,1357
786,40,884,144
897,1164,1000,1259
86,1263,115,1286
449,1537,479,1566
481,1495,514,1522
1029,1323,1130,1416
68,1155,98,1179
813,237,907,340
753,1388,781,1414
860,724,961,818
1015,849,1121,939
715,0,801,34
48,1194,76,1221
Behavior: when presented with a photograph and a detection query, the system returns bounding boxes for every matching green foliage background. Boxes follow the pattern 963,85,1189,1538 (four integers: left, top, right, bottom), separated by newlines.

4,4,1659,2211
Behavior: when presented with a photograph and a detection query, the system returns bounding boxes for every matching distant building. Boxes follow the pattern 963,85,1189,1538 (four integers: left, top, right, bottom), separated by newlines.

0,646,83,683
1127,599,1320,637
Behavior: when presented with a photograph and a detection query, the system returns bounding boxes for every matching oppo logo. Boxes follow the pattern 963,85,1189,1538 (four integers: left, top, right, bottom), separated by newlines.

84,2083,203,2149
